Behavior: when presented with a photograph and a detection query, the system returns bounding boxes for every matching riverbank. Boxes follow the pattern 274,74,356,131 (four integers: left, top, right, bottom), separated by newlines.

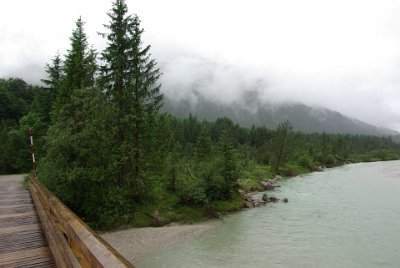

99,163,327,262
126,161,350,230
101,223,217,262
133,161,400,268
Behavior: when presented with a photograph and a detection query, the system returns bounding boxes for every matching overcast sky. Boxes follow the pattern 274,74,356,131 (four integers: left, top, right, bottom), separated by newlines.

1,0,400,130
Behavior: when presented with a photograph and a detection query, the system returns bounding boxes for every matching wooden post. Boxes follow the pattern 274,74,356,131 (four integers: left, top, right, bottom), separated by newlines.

28,128,37,177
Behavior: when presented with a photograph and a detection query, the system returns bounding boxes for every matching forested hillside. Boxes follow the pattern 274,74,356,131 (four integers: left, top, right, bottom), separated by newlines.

163,94,399,136
1,0,400,230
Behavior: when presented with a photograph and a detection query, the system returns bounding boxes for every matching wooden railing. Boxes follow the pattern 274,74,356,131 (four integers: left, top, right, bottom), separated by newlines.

29,176,135,268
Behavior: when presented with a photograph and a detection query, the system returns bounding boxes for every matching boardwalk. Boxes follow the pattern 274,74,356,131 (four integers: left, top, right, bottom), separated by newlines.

0,175,55,267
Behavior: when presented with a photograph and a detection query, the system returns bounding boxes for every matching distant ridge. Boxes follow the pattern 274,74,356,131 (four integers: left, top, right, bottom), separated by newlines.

162,95,399,136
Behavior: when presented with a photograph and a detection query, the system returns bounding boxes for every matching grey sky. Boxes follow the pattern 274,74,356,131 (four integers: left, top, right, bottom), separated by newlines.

1,0,400,130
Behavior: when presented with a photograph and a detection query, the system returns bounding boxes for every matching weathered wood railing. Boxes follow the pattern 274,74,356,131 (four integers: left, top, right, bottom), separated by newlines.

29,176,135,268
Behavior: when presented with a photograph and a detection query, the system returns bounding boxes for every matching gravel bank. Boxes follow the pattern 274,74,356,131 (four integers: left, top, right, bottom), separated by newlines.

101,223,215,262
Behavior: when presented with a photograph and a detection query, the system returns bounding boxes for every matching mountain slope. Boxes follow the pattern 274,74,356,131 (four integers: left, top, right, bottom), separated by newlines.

162,96,398,136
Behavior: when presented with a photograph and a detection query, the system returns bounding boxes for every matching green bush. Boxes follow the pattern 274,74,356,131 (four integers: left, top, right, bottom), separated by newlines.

280,163,310,177
325,154,336,165
297,155,313,169
175,174,207,205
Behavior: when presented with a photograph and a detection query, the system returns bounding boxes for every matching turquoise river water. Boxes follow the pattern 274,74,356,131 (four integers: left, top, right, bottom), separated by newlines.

137,161,400,268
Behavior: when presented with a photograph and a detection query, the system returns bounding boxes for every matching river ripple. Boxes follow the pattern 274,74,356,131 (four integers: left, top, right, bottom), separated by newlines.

137,161,400,268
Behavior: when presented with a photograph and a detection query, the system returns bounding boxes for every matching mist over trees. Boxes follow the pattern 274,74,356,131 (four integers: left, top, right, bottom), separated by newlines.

162,94,399,136
1,0,400,229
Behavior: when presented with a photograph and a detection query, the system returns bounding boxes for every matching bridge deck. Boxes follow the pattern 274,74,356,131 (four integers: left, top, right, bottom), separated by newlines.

0,175,55,268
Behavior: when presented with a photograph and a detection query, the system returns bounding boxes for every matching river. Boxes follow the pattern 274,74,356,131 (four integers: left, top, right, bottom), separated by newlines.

137,161,400,268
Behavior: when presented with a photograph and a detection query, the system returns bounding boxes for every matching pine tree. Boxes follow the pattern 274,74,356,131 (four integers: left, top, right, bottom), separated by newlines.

36,54,63,124
272,120,293,173
41,53,63,101
219,131,240,196
54,17,97,118
99,0,162,198
38,88,127,228
64,17,96,90
195,127,212,161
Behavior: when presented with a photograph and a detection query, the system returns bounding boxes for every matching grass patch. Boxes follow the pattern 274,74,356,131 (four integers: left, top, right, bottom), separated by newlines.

239,163,274,192
160,206,205,224
131,211,154,227
23,175,30,190
237,178,263,192
280,163,311,177
210,193,244,212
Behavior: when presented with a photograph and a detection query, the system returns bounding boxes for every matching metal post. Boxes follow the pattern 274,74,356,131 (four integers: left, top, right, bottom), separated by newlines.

28,128,37,177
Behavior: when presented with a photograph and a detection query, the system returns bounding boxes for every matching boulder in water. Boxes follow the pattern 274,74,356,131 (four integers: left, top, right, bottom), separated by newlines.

245,201,255,208
253,199,266,207
260,180,281,190
269,196,280,203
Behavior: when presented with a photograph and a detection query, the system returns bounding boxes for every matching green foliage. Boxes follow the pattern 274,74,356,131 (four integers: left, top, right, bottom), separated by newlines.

41,53,63,104
53,17,97,119
316,153,337,165
219,131,240,196
280,163,310,177
3,128,31,172
2,0,400,231
64,17,96,90
175,173,207,205
99,0,163,199
238,163,273,192
0,78,34,123
38,88,126,228
210,193,245,212
23,175,29,190
195,127,213,160
271,120,294,173
161,206,205,224
297,155,313,169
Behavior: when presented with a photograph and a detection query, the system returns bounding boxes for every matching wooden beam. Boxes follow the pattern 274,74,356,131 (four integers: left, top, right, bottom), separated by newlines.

29,176,135,268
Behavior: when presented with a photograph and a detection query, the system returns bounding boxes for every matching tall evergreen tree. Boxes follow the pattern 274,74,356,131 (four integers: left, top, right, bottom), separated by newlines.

99,0,162,198
41,53,63,97
64,17,97,90
195,127,213,160
38,54,63,124
272,120,293,173
219,131,240,197
54,17,97,118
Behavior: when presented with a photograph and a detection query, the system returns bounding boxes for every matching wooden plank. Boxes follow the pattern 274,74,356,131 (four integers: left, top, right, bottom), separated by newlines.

2,260,55,268
0,223,41,235
0,200,33,206
0,204,34,209
0,191,30,195
0,206,35,214
0,211,35,219
0,174,55,267
0,195,32,201
0,214,37,221
0,236,47,248
0,196,32,200
0,217,39,228
0,194,31,199
0,240,48,254
0,247,52,265
0,229,45,240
